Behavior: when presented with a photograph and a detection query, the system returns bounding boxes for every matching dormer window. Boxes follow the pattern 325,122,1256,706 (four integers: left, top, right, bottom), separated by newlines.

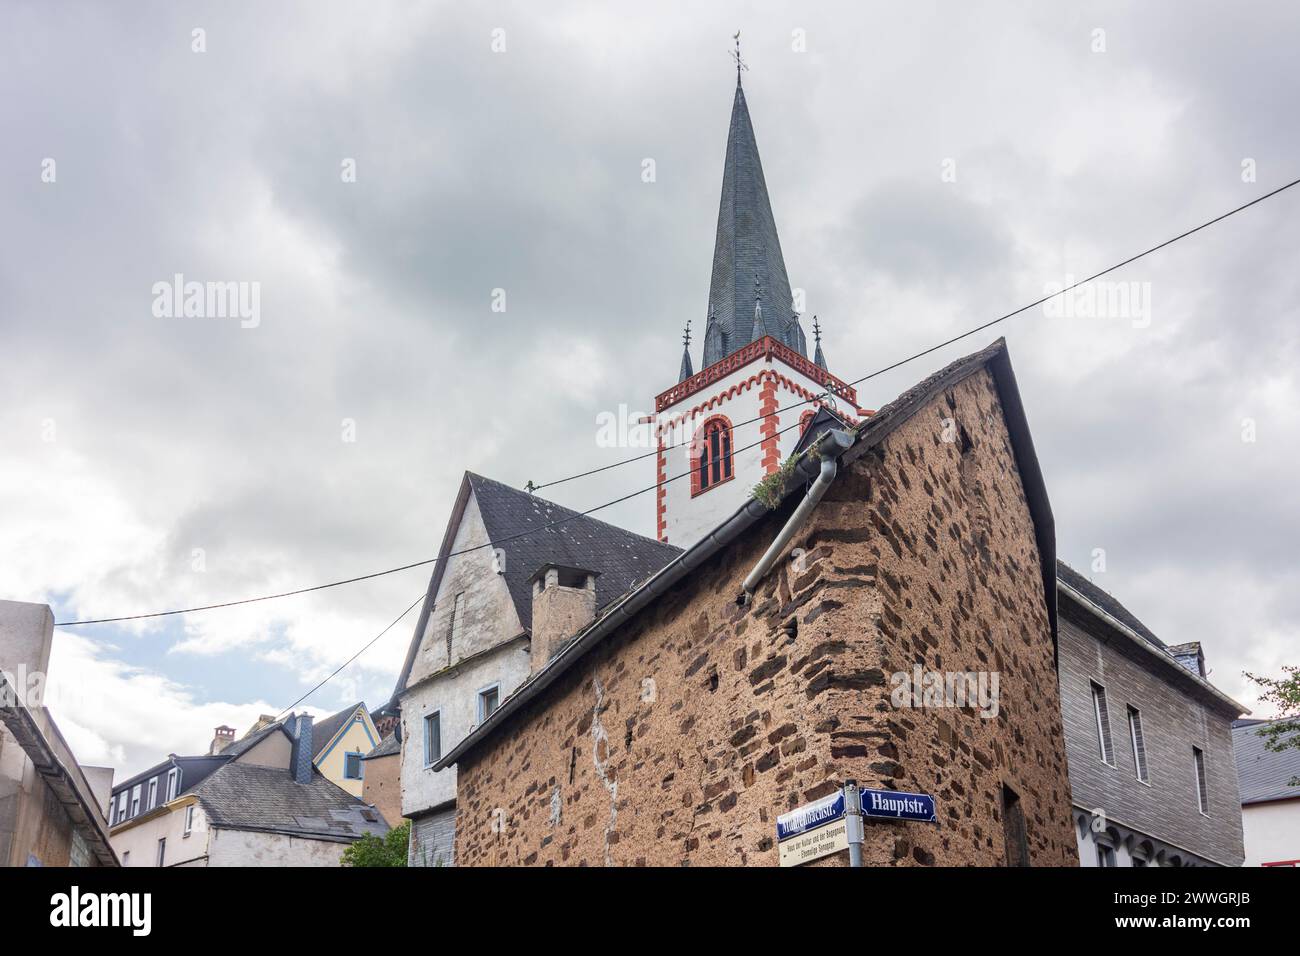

691,415,734,496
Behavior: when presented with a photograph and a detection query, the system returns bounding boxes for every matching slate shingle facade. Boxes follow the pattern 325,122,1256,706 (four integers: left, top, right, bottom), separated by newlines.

1057,570,1245,866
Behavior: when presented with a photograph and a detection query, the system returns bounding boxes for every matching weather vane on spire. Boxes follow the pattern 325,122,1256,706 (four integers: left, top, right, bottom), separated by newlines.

682,319,692,350
812,315,822,345
730,30,749,82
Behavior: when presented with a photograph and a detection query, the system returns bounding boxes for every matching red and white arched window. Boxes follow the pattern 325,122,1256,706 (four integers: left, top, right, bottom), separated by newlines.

691,415,734,496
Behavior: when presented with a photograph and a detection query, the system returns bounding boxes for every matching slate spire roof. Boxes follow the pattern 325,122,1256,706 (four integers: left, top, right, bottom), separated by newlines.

701,75,805,367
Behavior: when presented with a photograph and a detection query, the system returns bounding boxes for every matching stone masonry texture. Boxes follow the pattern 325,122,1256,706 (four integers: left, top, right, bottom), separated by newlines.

454,367,1077,866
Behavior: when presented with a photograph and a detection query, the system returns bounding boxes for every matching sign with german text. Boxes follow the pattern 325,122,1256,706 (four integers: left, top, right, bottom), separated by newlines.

858,787,936,822
775,791,845,841
778,817,849,867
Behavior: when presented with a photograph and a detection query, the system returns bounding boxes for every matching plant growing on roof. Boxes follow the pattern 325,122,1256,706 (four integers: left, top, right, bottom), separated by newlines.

751,454,801,510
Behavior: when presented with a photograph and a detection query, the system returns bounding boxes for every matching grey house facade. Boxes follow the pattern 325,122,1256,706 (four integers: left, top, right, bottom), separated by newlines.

1057,563,1246,866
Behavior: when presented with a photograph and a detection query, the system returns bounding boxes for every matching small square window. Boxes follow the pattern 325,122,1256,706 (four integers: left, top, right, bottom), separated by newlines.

344,752,363,780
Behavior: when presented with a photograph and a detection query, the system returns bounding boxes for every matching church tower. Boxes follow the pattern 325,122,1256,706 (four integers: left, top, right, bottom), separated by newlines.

654,58,868,546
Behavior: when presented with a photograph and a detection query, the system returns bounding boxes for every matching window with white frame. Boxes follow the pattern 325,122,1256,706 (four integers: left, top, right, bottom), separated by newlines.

115,792,128,823
147,778,158,810
1128,706,1149,783
183,804,194,836
130,784,141,817
424,711,442,766
1096,842,1116,867
477,684,500,723
1193,747,1209,814
1090,681,1114,764
165,767,179,801
156,838,166,867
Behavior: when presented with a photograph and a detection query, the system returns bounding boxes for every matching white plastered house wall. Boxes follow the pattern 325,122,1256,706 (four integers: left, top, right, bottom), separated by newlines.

399,489,532,819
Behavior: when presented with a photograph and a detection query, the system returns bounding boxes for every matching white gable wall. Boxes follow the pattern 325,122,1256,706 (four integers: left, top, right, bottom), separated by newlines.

399,488,533,820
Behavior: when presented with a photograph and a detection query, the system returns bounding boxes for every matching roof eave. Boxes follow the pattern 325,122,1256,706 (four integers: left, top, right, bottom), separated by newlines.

1058,580,1248,715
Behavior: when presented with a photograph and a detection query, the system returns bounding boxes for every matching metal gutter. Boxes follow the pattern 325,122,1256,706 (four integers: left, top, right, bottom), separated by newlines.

741,452,839,598
433,429,855,771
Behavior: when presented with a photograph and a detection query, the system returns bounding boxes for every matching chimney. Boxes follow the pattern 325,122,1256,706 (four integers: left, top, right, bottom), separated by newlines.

208,725,236,755
528,564,599,675
289,713,314,784
1167,642,1206,679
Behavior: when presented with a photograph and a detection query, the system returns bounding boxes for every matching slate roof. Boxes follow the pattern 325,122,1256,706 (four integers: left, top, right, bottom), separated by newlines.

389,472,681,704
469,473,681,632
1056,561,1166,649
1234,718,1300,805
701,78,806,366
363,732,400,760
310,703,365,760
190,762,387,842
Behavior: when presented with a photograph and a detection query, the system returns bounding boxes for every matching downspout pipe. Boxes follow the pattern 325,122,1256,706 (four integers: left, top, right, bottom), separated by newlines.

741,433,846,600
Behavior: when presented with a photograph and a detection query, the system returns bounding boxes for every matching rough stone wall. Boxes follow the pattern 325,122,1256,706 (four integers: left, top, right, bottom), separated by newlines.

455,366,1076,866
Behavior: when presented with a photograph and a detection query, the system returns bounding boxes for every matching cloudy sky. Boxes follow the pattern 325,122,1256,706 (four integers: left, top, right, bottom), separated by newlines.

2,1,1296,777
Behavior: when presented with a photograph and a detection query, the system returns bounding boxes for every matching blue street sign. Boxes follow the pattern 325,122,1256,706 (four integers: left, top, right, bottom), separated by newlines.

858,787,936,822
776,790,846,841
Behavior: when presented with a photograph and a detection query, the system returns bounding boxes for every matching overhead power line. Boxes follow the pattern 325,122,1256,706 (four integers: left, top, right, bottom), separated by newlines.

273,592,426,720
534,174,1300,491
55,413,809,627
53,175,1300,627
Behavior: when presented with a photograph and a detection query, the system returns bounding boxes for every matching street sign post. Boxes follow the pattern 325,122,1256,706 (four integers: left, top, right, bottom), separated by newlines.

775,783,936,867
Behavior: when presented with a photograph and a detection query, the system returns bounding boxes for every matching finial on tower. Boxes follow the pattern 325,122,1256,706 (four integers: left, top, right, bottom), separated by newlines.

678,318,695,382
812,315,828,370
730,31,749,85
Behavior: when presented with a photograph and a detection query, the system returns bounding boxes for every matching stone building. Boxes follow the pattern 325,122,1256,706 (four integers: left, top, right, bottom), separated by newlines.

389,472,677,866
1056,564,1246,866
435,339,1078,866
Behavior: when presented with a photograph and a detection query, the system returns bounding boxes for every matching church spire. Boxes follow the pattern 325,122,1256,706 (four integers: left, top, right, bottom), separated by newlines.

678,320,694,382
702,44,801,368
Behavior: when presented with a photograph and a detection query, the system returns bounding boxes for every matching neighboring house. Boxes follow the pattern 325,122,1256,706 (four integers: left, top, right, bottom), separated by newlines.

389,472,678,867
108,714,386,866
1056,563,1246,867
1234,717,1300,866
434,335,1079,866
361,732,402,827
308,702,380,798
0,600,117,866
